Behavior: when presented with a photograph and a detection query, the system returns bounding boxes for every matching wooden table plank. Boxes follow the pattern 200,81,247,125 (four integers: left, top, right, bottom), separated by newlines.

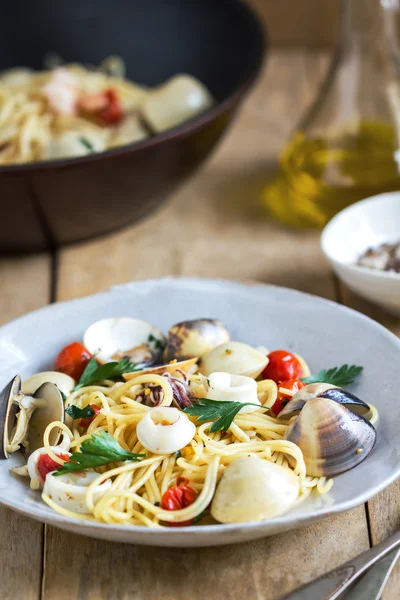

41,50,370,600
337,285,400,600
0,253,50,600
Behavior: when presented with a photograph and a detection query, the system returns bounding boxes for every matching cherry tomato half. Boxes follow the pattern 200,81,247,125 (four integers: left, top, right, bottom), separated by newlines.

161,478,197,527
80,404,101,428
271,379,306,416
262,350,303,384
38,453,70,481
97,89,123,124
55,342,92,381
79,88,123,125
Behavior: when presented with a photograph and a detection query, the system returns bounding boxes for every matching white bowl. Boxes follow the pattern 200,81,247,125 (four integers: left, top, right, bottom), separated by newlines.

1,277,400,547
321,192,400,315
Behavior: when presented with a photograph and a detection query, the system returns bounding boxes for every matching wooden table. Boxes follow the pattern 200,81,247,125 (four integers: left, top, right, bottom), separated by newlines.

1,49,400,600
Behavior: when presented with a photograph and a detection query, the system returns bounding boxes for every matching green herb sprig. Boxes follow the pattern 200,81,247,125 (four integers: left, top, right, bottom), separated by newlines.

301,364,363,387
184,398,261,433
148,333,164,351
65,404,96,419
184,364,364,433
73,356,140,390
55,431,145,475
79,136,95,152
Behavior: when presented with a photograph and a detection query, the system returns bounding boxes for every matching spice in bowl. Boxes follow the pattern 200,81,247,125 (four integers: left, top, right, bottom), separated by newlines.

357,242,400,273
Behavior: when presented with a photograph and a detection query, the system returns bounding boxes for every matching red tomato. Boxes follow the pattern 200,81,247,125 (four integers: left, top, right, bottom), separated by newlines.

38,453,70,480
55,342,92,381
262,350,303,384
97,89,123,124
80,404,101,428
161,478,197,527
271,379,306,416
78,88,123,125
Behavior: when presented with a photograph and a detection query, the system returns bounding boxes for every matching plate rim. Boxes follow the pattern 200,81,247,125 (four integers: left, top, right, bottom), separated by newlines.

1,276,399,541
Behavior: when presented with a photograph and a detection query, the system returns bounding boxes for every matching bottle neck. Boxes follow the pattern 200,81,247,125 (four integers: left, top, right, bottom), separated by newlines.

340,0,384,50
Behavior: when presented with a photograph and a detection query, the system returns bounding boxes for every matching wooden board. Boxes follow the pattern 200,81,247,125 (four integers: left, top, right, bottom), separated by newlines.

41,51,371,600
0,253,50,600
337,285,400,600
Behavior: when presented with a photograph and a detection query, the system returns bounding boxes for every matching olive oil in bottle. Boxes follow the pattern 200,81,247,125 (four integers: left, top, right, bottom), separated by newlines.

263,121,400,228
262,0,400,228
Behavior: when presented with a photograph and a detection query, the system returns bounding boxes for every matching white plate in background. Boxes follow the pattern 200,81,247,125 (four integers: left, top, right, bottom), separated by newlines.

321,192,400,315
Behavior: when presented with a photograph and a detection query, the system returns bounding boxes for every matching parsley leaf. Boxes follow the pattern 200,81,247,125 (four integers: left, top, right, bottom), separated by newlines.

148,333,164,351
301,364,363,387
65,404,95,419
184,398,262,433
54,431,146,475
79,136,95,152
74,356,140,390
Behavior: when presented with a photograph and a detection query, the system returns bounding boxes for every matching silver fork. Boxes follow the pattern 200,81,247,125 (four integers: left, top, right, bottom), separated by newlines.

279,530,400,600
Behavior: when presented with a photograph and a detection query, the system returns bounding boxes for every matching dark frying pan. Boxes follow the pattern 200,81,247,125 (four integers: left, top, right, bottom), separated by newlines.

0,0,265,251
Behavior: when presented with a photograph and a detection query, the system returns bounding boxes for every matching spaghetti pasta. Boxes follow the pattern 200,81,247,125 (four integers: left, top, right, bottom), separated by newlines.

0,59,213,164
4,315,376,529
40,364,330,526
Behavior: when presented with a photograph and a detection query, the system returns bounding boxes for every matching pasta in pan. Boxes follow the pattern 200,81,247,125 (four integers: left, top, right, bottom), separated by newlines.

0,57,213,164
0,316,377,527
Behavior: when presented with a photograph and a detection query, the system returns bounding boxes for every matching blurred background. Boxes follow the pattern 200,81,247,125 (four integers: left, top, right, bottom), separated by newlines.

249,0,339,46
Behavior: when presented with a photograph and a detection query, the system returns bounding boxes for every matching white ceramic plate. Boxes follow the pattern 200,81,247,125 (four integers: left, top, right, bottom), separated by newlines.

0,278,399,547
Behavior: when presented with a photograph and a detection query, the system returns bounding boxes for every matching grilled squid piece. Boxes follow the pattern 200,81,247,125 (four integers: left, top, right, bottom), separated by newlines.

136,407,195,454
206,372,261,414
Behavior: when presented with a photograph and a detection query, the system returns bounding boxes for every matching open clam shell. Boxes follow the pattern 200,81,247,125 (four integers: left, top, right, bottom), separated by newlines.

83,317,166,365
0,375,21,459
165,318,230,362
0,377,64,458
200,341,268,379
28,383,65,453
279,382,371,419
22,371,75,397
284,397,376,477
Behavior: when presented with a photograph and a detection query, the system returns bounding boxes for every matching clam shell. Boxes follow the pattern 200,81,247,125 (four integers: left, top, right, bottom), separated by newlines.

279,382,371,418
200,342,268,379
0,375,21,459
211,456,299,523
83,317,165,365
28,383,65,453
22,371,75,397
165,318,230,361
284,397,376,477
140,75,213,133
